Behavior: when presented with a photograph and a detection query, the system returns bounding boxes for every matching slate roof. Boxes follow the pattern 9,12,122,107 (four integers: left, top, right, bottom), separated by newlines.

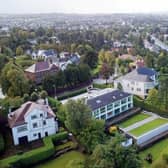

8,101,55,128
87,90,131,111
116,67,156,83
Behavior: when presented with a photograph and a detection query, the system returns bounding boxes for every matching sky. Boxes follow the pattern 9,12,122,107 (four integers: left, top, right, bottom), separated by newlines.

0,0,168,14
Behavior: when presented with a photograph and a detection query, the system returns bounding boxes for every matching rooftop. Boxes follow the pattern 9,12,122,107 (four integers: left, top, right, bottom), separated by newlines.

87,90,131,111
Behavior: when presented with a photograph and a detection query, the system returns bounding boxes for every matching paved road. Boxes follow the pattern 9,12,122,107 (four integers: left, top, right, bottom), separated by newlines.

123,113,159,132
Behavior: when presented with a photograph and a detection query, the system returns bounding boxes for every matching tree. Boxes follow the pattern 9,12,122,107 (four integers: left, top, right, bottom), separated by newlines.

64,99,92,134
78,120,106,153
0,62,29,97
40,90,48,99
146,89,158,106
158,75,168,110
100,63,111,85
30,92,39,102
85,134,142,168
23,93,29,102
145,53,154,68
16,46,24,56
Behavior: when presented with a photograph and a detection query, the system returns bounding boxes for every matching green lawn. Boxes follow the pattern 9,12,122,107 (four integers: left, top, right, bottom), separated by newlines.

119,113,151,128
140,138,168,168
129,118,168,137
35,151,85,168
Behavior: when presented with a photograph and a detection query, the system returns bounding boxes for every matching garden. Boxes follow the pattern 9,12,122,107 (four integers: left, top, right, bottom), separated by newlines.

129,118,168,137
119,113,151,128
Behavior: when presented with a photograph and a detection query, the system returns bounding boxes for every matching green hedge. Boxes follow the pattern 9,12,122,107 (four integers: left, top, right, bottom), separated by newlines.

57,88,87,100
0,131,68,168
52,131,68,145
0,134,5,154
133,96,168,117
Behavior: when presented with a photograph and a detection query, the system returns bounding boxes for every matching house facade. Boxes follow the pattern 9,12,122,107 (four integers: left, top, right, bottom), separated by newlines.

114,67,158,98
25,61,59,84
87,90,133,120
8,101,58,146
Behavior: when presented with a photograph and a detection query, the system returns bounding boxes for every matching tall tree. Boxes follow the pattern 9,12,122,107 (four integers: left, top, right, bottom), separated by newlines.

64,99,92,134
85,134,142,168
0,62,29,97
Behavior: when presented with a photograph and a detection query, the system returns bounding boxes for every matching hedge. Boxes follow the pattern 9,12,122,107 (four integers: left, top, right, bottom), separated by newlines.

0,134,5,154
57,88,87,100
52,131,68,145
0,131,68,168
133,96,168,117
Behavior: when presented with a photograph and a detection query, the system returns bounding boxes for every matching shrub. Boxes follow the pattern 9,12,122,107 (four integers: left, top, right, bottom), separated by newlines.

133,96,168,117
0,134,5,153
52,131,68,145
0,132,68,168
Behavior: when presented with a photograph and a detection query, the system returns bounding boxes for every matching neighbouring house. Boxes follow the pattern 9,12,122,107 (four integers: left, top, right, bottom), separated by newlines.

114,67,158,98
87,90,133,120
32,49,58,62
59,52,70,61
25,61,59,84
8,101,58,145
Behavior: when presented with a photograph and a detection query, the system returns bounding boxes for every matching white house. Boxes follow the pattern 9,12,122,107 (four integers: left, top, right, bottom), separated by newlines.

87,90,133,120
114,67,158,99
8,101,58,145
32,49,58,62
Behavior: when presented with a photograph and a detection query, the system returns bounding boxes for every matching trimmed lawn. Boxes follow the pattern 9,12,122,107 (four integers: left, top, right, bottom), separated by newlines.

129,118,168,137
140,138,168,168
35,151,85,168
119,113,151,128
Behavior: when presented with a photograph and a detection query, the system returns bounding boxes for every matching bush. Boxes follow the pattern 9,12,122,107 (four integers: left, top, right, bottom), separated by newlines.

0,134,5,153
52,131,68,145
0,132,68,168
133,96,168,117
57,88,87,100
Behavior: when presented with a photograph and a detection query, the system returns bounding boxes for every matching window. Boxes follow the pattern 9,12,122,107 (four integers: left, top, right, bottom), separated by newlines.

114,108,120,115
107,104,113,111
100,107,106,114
121,98,127,104
128,96,131,101
40,114,43,117
43,120,46,125
31,115,37,120
33,133,37,137
100,114,106,120
121,105,127,112
107,112,113,117
114,102,120,108
17,126,27,133
93,110,99,117
33,123,38,128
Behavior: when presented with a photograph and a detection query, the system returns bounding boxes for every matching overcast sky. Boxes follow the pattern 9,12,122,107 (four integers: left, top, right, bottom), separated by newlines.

0,0,168,14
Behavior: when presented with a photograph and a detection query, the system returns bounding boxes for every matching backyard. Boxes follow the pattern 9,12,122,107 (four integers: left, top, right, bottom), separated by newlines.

119,113,151,128
140,138,168,168
35,151,86,168
129,118,168,137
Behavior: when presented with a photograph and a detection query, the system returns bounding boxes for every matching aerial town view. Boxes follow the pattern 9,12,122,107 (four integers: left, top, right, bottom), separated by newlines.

1,0,168,168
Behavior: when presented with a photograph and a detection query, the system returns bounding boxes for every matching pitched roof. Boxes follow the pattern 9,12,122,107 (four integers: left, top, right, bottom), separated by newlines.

87,90,131,111
25,61,59,73
116,67,156,83
8,101,55,128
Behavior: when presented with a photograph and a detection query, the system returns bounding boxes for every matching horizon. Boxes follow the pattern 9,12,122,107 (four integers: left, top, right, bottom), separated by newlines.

0,0,168,15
